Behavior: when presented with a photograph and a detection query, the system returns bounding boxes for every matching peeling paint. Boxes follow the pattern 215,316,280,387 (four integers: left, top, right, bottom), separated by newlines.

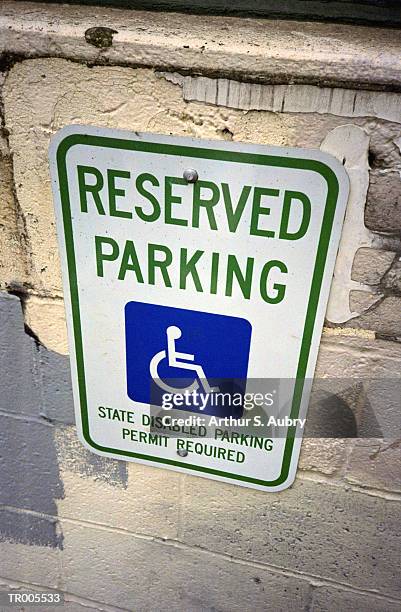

0,290,127,554
321,125,382,323
158,72,401,123
55,426,128,489
0,509,63,549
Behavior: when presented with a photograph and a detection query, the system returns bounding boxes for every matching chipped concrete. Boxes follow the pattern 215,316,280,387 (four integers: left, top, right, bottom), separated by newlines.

159,73,401,123
4,58,400,342
23,295,68,355
0,128,29,290
2,1,401,90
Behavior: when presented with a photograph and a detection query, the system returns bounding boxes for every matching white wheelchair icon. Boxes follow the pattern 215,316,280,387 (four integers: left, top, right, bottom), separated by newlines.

149,326,219,395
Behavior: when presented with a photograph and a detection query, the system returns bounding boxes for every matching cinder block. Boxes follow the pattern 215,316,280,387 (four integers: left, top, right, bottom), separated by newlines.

55,426,128,489
37,345,74,425
351,248,396,286
0,508,62,550
0,292,41,418
0,539,60,588
311,586,401,612
315,335,401,439
345,439,401,493
0,414,64,518
55,426,180,540
298,438,347,474
180,476,401,598
61,521,310,611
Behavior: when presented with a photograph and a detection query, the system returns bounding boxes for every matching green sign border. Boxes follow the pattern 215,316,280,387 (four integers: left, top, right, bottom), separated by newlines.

55,132,339,487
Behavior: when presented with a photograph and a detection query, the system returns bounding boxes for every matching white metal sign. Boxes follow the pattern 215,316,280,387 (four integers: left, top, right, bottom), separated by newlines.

50,126,348,491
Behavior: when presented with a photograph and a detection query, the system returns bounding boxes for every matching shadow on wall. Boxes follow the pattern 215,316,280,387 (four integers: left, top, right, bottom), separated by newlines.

0,292,387,549
306,381,383,438
0,292,128,550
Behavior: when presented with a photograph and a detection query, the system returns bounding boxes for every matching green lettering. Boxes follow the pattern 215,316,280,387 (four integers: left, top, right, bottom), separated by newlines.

279,191,311,240
135,173,161,222
210,252,220,294
78,165,105,215
222,183,251,232
95,235,119,277
250,187,278,238
260,260,287,304
118,240,144,282
148,243,173,287
193,181,219,230
108,169,132,219
225,255,254,299
165,177,188,226
179,248,204,292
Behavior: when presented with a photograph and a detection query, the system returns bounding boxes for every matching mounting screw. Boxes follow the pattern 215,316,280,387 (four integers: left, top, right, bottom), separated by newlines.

183,168,198,183
177,449,188,457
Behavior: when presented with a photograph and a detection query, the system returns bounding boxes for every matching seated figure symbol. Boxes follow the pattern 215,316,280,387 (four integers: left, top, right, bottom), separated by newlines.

149,325,219,394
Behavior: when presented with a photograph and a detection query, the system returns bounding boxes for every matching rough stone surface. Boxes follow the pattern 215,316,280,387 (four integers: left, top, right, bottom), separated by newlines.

382,256,401,295
24,295,68,355
0,508,63,550
311,586,401,612
0,130,28,290
3,58,401,348
180,476,401,598
37,344,74,425
298,439,347,474
365,170,401,234
352,248,396,285
345,439,401,493
61,521,311,611
346,295,401,337
2,1,401,89
349,289,382,313
0,539,60,588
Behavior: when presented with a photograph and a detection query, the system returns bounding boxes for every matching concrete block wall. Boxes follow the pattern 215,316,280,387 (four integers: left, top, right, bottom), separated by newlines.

0,3,400,610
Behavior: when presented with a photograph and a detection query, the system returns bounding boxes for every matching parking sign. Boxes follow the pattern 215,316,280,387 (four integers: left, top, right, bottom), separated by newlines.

50,126,348,491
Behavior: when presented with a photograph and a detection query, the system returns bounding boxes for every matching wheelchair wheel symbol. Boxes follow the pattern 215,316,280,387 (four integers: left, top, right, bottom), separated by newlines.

149,326,219,395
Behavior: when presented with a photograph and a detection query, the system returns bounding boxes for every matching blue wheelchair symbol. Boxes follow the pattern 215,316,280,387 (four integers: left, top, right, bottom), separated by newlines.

125,302,252,417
